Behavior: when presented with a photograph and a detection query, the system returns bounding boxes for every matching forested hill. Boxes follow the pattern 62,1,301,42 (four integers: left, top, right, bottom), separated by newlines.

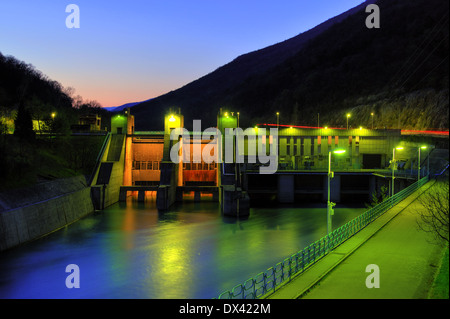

131,0,448,131
0,52,73,111
0,52,112,133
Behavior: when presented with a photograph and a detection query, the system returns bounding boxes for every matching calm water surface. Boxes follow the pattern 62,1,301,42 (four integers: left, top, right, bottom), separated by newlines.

0,197,366,299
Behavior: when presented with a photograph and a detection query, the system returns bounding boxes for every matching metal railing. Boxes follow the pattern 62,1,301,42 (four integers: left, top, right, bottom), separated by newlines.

217,176,429,299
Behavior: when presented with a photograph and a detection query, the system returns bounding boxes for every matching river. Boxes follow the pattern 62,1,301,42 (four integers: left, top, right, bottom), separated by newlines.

0,196,366,299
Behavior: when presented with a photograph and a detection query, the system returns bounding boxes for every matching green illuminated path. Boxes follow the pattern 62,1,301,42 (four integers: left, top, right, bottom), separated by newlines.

266,179,447,299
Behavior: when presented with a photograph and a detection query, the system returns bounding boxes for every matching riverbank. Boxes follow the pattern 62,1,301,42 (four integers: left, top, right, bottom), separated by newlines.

0,175,95,251
266,180,448,299
428,246,449,299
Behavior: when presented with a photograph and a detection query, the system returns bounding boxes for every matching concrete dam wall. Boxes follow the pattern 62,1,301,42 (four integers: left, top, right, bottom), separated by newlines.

0,176,94,251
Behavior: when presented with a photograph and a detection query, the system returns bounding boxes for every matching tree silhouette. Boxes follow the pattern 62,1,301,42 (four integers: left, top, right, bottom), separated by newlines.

14,102,35,140
416,179,449,244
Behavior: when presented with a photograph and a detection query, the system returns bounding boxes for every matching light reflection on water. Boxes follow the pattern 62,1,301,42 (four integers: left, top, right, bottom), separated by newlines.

0,197,366,299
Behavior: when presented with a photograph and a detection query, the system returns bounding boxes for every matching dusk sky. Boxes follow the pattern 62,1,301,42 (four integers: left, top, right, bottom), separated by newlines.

0,0,364,108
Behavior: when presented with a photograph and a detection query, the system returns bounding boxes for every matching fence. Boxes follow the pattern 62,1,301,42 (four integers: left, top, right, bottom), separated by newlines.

217,175,430,299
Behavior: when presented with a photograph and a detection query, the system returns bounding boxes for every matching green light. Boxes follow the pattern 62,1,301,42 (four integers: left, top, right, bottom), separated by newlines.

396,146,404,150
420,146,427,149
333,149,346,154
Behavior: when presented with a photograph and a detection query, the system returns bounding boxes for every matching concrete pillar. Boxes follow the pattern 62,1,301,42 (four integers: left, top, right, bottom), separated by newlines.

90,186,102,210
138,190,145,202
369,175,376,199
278,174,294,203
123,137,133,186
221,186,249,217
212,190,219,202
157,161,178,211
176,188,183,202
119,188,127,202
194,191,201,202
156,186,169,210
323,174,341,203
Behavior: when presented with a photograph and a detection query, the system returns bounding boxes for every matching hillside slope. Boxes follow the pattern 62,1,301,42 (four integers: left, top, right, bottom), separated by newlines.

131,0,377,130
132,0,448,131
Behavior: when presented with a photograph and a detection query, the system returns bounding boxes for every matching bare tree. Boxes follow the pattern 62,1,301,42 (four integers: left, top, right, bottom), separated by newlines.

416,179,449,244
72,95,84,109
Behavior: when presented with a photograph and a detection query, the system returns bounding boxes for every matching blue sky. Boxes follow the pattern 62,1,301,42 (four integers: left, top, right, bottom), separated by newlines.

0,0,364,107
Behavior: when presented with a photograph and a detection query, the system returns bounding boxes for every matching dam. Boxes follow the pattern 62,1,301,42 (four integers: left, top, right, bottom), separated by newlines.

90,108,428,217
0,108,445,299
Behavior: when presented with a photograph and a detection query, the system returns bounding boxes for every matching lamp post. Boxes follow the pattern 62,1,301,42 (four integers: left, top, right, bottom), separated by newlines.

371,112,374,129
418,146,427,180
276,112,279,129
51,112,56,135
346,114,351,130
327,148,346,234
392,146,403,197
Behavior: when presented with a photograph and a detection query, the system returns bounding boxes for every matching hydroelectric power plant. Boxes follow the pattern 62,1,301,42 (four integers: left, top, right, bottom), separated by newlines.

90,108,425,217
0,108,446,299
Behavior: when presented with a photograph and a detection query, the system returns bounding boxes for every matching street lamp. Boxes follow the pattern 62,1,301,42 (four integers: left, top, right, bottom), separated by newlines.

51,112,56,119
327,148,346,234
237,112,240,128
276,112,279,129
417,145,427,180
371,112,374,129
418,146,427,180
346,114,351,130
392,146,404,197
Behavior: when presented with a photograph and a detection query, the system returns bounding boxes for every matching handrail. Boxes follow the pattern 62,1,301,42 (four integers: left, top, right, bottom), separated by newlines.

216,176,430,299
87,132,111,186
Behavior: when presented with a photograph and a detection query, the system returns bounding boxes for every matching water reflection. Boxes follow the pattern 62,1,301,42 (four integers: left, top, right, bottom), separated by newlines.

0,197,365,299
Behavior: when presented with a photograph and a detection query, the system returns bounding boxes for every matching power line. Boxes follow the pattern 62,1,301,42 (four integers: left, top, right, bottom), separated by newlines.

409,54,449,91
385,12,449,91
397,36,448,89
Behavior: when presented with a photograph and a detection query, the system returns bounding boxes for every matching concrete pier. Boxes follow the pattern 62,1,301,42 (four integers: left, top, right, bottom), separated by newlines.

221,185,250,217
278,175,295,203
323,174,341,203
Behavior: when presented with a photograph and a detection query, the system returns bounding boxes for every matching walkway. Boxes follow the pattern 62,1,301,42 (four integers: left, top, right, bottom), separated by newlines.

266,179,446,299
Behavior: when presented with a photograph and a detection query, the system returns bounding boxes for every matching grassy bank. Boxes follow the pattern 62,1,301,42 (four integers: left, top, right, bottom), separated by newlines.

0,134,105,191
429,246,449,299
